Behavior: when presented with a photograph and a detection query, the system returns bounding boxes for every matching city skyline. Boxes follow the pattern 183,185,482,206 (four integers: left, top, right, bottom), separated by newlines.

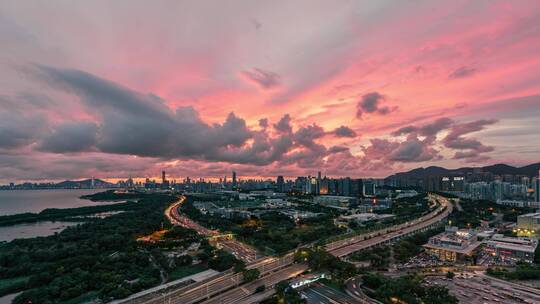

1,1,540,183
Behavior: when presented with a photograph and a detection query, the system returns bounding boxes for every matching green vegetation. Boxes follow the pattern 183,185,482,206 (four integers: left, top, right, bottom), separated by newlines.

362,273,457,304
194,241,243,272
181,197,345,254
377,194,431,218
350,246,391,269
80,190,143,201
168,264,206,281
392,227,443,263
242,269,260,282
349,227,443,268
0,201,139,226
0,276,29,297
0,192,213,304
295,247,356,285
262,280,305,304
487,264,540,281
327,194,434,244
449,199,535,228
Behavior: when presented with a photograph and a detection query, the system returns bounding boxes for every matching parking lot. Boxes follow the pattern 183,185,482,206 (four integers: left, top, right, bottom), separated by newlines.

425,272,540,303
397,252,446,269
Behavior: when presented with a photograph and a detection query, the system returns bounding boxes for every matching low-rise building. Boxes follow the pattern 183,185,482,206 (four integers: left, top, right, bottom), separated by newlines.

484,234,538,264
334,213,395,226
314,195,357,208
423,226,482,262
280,210,321,221
516,212,540,236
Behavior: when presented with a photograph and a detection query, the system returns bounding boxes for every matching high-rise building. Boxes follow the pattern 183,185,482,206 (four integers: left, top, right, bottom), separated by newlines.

363,180,376,197
161,171,170,189
232,171,237,188
535,171,540,203
317,171,322,194
276,175,285,192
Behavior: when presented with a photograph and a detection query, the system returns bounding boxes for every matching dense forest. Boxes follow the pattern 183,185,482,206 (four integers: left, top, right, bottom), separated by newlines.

0,193,181,303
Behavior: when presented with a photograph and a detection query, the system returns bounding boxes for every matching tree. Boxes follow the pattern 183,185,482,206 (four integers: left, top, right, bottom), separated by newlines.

446,271,455,279
243,269,260,283
275,280,290,295
423,286,458,304
234,260,246,273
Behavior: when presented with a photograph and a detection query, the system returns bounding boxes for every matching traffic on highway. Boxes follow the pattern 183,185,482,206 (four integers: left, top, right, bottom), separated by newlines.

133,194,452,304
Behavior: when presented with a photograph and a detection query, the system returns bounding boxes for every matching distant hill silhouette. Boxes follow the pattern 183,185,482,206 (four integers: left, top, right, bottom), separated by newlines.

387,162,540,180
55,178,113,188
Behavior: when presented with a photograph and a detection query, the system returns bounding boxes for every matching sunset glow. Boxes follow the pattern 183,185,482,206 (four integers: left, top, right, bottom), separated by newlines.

1,1,539,182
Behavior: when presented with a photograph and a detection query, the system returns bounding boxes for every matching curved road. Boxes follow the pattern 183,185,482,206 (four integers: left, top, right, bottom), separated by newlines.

327,194,453,257
136,194,452,304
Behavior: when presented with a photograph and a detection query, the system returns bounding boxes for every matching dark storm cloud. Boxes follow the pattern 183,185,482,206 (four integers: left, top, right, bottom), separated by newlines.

240,67,281,89
31,65,259,161
392,117,454,137
333,125,357,138
38,121,99,153
0,152,156,181
274,114,293,133
258,118,269,129
293,124,326,148
442,119,497,162
391,117,497,163
388,136,440,162
449,66,476,79
0,110,48,149
356,92,397,118
27,65,344,167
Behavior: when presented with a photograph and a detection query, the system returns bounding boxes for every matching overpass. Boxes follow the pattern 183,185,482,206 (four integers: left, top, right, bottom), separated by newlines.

326,194,453,258
134,194,452,304
135,254,296,304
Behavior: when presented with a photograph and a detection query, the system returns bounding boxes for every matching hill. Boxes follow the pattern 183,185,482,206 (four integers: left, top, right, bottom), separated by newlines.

387,162,540,180
55,178,114,188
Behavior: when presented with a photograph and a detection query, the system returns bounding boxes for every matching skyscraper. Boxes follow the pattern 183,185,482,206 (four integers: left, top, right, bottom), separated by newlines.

276,175,284,192
535,171,540,203
161,171,169,189
232,171,237,188
317,171,322,195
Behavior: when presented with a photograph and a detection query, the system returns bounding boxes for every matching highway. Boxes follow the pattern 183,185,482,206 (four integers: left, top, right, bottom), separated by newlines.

136,254,296,304
426,272,540,303
327,194,452,257
300,282,364,304
135,194,452,304
200,263,308,304
345,277,382,304
166,196,260,263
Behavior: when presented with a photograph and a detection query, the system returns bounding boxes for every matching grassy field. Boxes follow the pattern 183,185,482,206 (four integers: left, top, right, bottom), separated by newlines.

168,264,207,281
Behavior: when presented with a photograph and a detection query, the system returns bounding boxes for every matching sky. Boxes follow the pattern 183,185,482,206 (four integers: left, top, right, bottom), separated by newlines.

0,0,540,183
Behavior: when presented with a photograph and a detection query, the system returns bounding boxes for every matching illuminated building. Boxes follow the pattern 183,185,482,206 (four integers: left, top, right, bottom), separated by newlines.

423,226,481,262
484,235,538,264
516,212,540,236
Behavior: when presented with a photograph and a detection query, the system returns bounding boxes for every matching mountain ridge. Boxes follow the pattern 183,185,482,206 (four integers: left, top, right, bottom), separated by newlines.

386,162,540,180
